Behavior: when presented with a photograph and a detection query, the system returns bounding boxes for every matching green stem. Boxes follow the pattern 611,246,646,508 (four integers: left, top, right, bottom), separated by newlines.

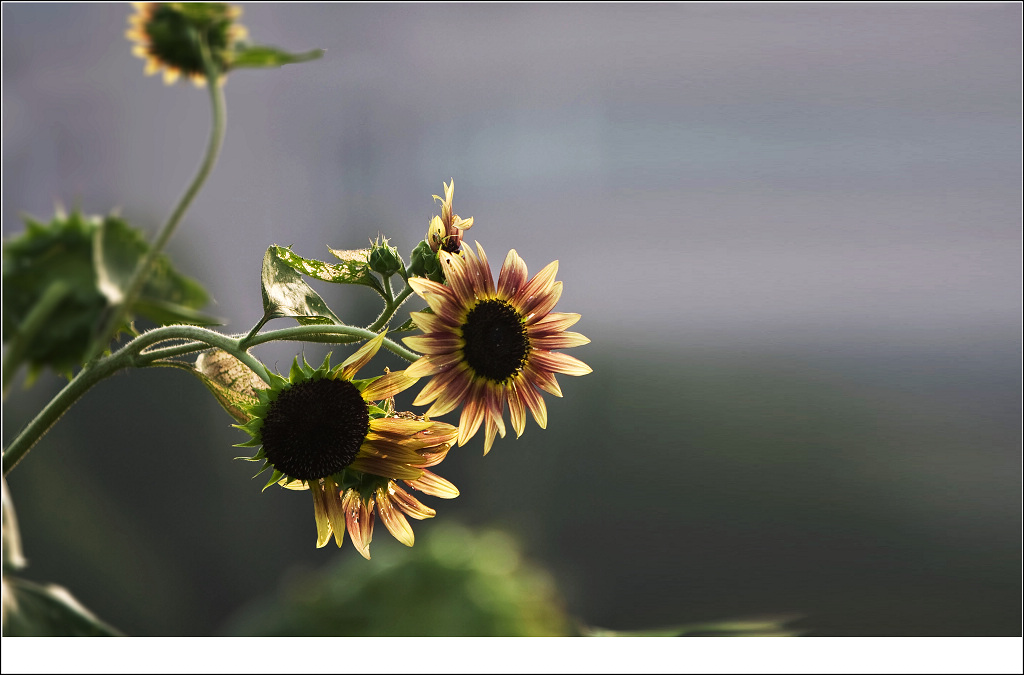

2,281,72,397
2,355,122,477
367,283,415,334
85,69,226,363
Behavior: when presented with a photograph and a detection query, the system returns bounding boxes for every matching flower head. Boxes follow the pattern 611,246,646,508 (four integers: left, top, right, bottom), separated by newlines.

427,179,474,255
126,3,248,86
403,243,592,454
235,334,459,557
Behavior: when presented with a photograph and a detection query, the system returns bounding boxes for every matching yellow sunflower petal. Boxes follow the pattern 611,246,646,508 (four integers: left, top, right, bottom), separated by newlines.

376,488,415,547
405,469,459,499
310,482,332,549
361,369,419,401
389,483,436,520
339,332,385,380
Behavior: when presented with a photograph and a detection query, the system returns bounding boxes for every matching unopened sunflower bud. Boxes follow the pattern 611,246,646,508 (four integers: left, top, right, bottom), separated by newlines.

368,238,403,277
409,240,444,283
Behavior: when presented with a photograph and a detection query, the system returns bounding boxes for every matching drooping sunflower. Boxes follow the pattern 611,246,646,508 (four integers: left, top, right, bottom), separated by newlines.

403,243,592,454
125,2,248,86
235,334,459,558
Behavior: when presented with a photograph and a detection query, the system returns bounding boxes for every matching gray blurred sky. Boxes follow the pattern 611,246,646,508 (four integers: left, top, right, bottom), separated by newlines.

2,3,1021,356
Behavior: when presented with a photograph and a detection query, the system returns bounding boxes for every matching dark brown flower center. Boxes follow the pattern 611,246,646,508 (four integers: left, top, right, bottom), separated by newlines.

461,299,531,383
260,378,369,481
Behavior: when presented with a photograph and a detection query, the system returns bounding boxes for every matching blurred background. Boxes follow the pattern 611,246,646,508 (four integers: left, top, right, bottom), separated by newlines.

2,3,1020,636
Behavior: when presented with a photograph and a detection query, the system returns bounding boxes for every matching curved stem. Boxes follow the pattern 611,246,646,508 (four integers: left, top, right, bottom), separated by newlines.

85,73,226,362
2,356,123,477
367,283,415,334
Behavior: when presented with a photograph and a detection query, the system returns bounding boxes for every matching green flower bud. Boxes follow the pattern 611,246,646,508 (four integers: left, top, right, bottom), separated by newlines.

409,240,444,283
368,238,403,278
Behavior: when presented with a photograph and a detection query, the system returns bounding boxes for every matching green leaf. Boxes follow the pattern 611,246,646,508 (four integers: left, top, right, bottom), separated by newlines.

1,209,212,380
581,616,800,637
272,245,385,296
230,45,325,70
1,576,121,636
261,246,342,325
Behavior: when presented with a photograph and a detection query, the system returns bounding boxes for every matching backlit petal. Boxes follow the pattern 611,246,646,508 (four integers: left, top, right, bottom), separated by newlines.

339,332,385,380
376,489,415,547
496,249,528,300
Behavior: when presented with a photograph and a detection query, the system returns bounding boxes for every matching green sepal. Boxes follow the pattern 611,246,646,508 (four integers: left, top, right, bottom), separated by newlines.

229,45,325,70
252,461,274,480
408,240,444,283
260,245,343,326
262,468,287,491
366,404,388,418
289,357,303,383
349,376,377,393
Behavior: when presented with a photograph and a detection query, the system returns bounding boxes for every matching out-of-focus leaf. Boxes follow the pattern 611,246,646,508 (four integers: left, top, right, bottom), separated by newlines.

2,577,121,637
260,246,342,325
1,210,212,380
2,478,26,572
272,245,384,296
223,522,571,637
581,615,801,637
230,45,325,70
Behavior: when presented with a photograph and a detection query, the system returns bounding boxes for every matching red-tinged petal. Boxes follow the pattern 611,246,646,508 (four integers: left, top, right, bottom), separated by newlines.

457,380,487,446
530,349,593,376
389,483,436,519
405,469,460,499
415,421,460,445
408,278,462,322
339,333,385,380
376,489,415,547
507,379,527,437
486,383,507,438
523,281,563,322
473,242,496,297
483,416,500,456
370,417,433,436
358,439,431,464
402,334,464,355
420,369,473,415
361,369,419,401
323,477,347,548
349,456,425,481
440,251,477,307
530,331,591,350
343,490,373,560
528,312,581,334
413,364,469,407
406,351,466,379
516,375,548,429
496,249,528,300
415,444,452,468
409,310,449,334
311,482,332,549
512,260,559,314
525,363,563,397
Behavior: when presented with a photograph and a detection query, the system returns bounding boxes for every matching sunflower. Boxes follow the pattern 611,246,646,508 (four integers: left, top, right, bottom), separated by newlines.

403,243,592,454
125,3,249,86
235,334,459,557
427,179,474,255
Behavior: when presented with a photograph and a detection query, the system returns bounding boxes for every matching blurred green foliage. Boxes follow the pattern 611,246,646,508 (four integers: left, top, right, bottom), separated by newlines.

223,522,571,636
2,209,214,381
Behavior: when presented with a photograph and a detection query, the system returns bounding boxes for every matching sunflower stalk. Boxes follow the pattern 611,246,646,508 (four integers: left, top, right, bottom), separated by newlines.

84,33,225,364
